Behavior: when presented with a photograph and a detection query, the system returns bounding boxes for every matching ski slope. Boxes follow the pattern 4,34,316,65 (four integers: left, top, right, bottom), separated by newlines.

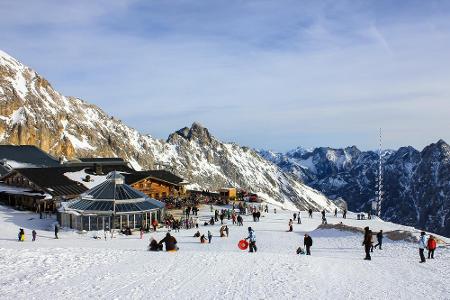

0,204,449,300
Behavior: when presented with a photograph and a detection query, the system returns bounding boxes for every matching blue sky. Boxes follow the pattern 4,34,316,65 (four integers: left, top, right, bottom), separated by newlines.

1,0,450,151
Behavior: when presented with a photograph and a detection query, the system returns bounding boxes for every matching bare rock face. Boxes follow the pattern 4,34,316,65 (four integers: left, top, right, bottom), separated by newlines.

0,49,337,211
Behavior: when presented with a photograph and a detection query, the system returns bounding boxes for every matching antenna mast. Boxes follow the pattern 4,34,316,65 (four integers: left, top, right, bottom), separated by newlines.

376,128,383,217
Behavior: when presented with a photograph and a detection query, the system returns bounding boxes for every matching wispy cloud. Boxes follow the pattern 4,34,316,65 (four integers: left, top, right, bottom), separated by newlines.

1,0,450,151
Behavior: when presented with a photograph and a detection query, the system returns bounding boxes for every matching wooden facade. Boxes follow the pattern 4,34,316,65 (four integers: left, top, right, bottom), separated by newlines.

131,177,185,200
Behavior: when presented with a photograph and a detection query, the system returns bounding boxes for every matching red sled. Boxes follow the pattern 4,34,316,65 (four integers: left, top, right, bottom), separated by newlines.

238,239,249,250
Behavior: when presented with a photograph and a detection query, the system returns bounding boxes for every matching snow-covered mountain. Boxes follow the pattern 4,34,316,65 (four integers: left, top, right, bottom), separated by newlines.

261,142,450,237
0,49,337,211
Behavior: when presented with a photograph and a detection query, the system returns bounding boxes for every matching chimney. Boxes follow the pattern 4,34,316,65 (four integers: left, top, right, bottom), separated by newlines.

94,163,103,175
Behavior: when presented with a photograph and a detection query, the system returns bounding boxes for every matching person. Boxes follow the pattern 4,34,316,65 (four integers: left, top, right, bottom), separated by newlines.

362,227,373,260
343,209,347,219
220,213,225,224
193,231,201,238
237,215,243,226
304,234,313,255
104,230,107,241
214,210,219,222
297,211,302,224
225,225,229,237
209,217,215,225
232,213,237,225
152,219,158,232
418,231,427,263
208,230,213,243
32,230,37,242
373,230,383,250
159,232,178,252
200,234,207,243
18,228,25,242
334,208,338,217
54,224,59,239
288,219,293,232
185,206,191,218
149,237,163,251
245,227,257,253
427,235,437,259
140,228,144,239
293,213,297,221
308,208,313,218
220,226,226,237
321,212,327,225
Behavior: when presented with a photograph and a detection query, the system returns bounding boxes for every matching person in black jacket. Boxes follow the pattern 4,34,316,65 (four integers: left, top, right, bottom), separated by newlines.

372,230,383,251
159,232,178,251
363,227,373,260
304,234,313,255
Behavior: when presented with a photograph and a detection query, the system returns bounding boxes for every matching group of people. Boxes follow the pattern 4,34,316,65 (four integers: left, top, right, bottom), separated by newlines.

17,225,59,242
418,231,438,262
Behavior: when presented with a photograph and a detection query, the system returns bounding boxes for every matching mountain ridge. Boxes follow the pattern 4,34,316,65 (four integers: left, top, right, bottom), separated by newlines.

261,140,450,237
0,49,337,211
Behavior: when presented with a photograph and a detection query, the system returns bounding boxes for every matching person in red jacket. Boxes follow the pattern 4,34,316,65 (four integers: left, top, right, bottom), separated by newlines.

427,235,437,259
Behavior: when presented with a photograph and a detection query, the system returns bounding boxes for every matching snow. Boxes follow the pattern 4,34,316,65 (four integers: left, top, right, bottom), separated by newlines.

63,169,108,189
0,204,448,299
128,158,142,171
3,160,37,169
10,107,26,124
299,156,317,173
64,132,96,150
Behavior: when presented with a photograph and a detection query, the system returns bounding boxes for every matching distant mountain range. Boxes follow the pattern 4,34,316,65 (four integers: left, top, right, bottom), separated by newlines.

0,49,337,212
260,140,450,237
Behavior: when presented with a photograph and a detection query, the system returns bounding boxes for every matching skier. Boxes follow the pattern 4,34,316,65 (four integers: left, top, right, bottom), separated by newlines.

362,227,373,260
245,227,257,253
304,234,313,255
418,231,427,263
334,208,338,217
214,210,219,222
54,224,59,239
225,225,229,237
372,230,383,250
297,211,302,224
32,230,37,242
159,232,178,252
208,230,213,243
308,208,313,218
427,235,437,259
220,213,225,225
342,209,347,219
293,213,297,221
288,219,293,232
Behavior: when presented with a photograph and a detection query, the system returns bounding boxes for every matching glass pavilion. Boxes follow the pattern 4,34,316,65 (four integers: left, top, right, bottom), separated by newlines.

58,171,165,231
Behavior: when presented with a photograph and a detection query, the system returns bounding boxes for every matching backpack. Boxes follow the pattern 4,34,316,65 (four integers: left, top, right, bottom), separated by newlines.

296,247,305,255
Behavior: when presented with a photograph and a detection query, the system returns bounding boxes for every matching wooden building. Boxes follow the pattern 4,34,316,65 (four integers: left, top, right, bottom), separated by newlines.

124,170,187,200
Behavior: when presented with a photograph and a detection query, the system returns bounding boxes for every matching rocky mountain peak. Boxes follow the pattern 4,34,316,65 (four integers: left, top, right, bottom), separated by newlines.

168,122,213,145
